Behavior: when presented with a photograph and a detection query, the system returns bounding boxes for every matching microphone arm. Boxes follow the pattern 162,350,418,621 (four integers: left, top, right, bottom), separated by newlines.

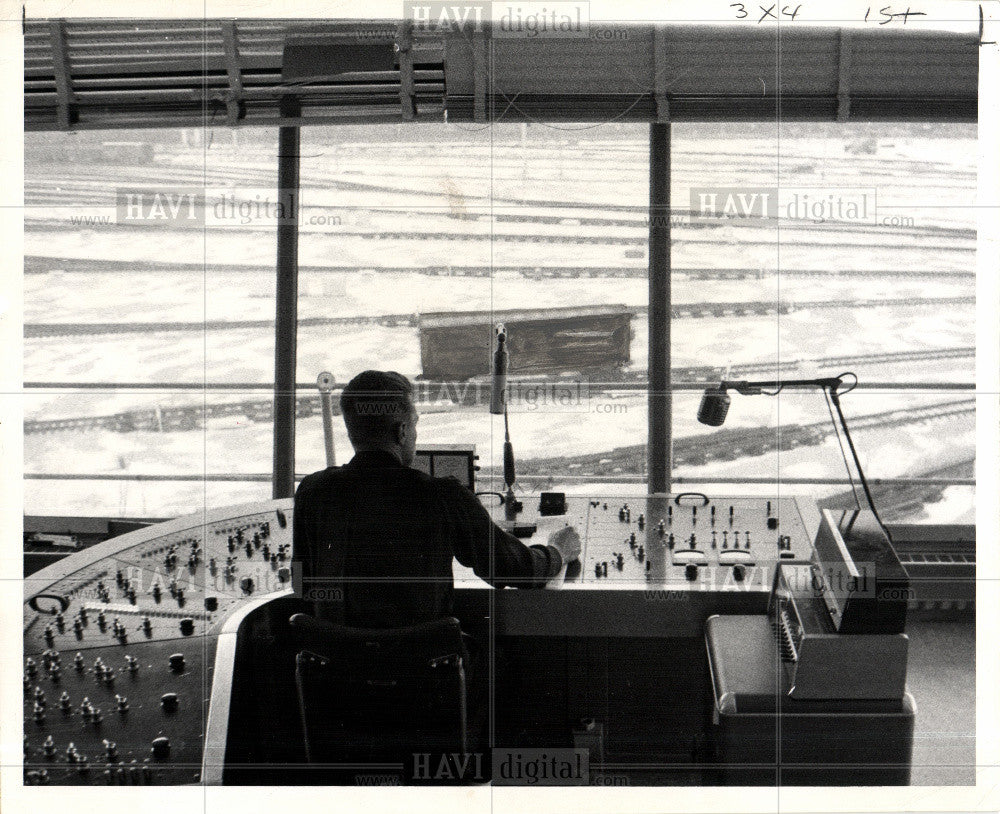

718,375,846,395
703,373,886,532
503,410,516,491
825,384,885,531
490,325,508,415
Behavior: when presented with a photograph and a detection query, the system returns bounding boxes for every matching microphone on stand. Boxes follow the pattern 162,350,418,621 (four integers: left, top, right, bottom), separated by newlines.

490,325,522,520
490,325,508,415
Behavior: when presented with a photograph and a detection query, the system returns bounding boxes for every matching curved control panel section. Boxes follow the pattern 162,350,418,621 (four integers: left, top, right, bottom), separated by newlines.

22,499,294,786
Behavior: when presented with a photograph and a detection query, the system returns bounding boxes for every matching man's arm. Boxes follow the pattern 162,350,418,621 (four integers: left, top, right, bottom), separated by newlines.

441,480,562,587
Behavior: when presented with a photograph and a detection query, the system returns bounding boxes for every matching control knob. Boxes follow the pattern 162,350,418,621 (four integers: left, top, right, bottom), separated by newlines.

151,737,170,760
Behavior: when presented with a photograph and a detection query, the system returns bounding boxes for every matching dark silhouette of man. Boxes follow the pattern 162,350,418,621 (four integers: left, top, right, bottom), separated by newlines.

293,370,581,628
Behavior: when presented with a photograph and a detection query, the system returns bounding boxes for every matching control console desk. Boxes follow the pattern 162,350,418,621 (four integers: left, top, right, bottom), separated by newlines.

23,492,824,785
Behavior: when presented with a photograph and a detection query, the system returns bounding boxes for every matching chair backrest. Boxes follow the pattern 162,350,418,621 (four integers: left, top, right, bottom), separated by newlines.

288,613,468,770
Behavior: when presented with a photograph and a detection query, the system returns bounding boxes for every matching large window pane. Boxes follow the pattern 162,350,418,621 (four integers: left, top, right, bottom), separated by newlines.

24,127,279,516
293,123,649,491
671,121,975,522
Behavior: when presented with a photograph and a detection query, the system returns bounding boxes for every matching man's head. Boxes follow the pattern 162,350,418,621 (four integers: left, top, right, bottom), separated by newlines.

340,370,418,465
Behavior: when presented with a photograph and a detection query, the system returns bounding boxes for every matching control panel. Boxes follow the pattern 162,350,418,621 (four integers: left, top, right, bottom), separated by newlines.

513,494,813,588
22,501,295,786
23,491,819,784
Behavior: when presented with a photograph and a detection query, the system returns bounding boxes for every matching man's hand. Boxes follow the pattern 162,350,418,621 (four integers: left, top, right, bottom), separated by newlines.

547,526,582,563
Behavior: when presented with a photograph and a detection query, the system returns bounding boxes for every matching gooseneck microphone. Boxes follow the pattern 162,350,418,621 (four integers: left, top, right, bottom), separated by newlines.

694,373,889,537
490,325,508,415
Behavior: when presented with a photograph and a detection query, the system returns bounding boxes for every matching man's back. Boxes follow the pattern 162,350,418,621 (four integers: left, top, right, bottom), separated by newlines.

293,450,561,628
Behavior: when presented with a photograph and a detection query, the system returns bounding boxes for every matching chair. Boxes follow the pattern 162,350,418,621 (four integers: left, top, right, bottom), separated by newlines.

288,613,471,782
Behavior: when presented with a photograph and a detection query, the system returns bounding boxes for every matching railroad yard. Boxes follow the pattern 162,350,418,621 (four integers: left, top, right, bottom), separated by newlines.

23,124,976,521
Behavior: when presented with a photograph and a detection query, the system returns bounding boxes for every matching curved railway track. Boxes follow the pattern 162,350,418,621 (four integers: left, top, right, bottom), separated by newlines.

24,181,975,241
23,158,976,245
25,400,974,484
477,399,975,477
27,142,976,198
818,457,975,522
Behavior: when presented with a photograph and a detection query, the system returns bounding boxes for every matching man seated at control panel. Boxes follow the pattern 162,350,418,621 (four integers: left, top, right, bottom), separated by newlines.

293,370,581,629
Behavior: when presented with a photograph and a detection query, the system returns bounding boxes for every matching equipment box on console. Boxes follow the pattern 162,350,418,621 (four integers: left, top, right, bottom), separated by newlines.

705,614,915,785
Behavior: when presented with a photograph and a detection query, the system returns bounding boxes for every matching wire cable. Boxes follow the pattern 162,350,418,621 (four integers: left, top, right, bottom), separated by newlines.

824,388,862,511
830,388,892,540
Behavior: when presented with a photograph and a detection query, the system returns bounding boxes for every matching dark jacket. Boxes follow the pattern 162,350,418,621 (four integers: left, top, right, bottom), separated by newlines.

293,450,561,628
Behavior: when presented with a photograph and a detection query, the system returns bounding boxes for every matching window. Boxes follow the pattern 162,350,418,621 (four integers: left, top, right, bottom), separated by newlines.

670,121,975,522
24,121,975,524
24,127,279,516
293,122,649,495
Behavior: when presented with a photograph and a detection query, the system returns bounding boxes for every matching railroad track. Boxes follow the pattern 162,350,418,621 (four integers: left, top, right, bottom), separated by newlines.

24,256,975,280
818,457,975,522
24,351,973,436
26,144,975,209
24,312,422,338
23,154,976,245
24,184,976,242
25,400,974,482
24,215,975,255
479,399,975,478
23,296,976,339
